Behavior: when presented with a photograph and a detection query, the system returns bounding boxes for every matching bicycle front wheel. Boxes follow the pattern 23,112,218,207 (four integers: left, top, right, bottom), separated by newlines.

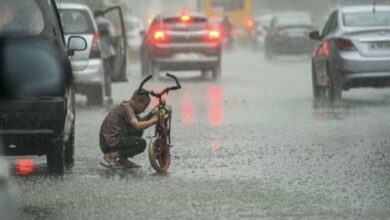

148,134,171,173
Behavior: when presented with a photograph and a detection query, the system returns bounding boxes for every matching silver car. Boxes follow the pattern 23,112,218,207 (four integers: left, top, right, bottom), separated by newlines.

310,5,390,101
58,3,105,105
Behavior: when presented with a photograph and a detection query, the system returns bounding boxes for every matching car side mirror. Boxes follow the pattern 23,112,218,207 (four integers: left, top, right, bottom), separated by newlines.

67,36,87,56
309,30,321,41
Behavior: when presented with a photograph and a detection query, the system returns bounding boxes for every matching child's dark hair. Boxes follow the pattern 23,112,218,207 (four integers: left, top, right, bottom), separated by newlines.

132,89,151,105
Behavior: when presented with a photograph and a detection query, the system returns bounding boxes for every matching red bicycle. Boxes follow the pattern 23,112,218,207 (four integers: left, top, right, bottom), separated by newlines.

138,73,181,173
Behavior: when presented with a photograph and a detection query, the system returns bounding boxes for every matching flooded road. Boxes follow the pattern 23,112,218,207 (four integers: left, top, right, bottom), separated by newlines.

16,49,390,219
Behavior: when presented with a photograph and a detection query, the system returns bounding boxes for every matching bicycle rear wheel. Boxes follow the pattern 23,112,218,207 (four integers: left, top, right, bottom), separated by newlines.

148,128,171,173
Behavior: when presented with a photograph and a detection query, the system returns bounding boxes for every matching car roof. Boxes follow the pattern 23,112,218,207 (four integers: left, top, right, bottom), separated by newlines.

157,12,207,20
273,11,311,18
340,5,390,13
57,2,92,11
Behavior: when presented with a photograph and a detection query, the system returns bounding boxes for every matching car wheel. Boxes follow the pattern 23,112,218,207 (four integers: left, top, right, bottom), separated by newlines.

329,76,342,102
312,64,322,100
212,63,221,80
86,84,103,106
150,60,159,77
201,70,209,78
265,45,274,60
47,137,65,175
64,122,75,169
141,58,148,76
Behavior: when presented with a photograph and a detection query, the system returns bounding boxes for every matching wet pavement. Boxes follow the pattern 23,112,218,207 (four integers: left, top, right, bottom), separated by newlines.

15,49,390,219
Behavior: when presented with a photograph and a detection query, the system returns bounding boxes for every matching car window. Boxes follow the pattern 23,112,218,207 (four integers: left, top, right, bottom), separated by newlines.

343,11,390,27
163,17,208,31
322,11,337,37
0,0,45,37
60,9,94,34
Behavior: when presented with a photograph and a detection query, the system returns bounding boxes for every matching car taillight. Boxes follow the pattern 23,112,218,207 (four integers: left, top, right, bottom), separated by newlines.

90,32,101,59
152,30,169,44
15,159,35,175
335,38,356,51
247,18,255,28
206,29,221,42
315,41,330,57
180,15,191,22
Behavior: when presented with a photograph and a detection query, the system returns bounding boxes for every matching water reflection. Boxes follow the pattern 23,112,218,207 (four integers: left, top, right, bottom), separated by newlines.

313,96,390,120
179,86,225,127
208,86,224,126
181,91,194,125
210,139,223,152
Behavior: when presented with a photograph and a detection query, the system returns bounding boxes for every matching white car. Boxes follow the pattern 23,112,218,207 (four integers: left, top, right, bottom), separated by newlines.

58,3,105,105
125,16,144,54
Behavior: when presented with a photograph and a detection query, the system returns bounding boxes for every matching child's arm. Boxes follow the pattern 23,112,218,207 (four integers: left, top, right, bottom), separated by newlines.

129,117,157,130
140,111,154,121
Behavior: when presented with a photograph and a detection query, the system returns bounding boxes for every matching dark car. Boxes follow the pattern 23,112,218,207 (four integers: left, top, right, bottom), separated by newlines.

140,12,223,80
0,0,87,175
310,5,390,102
265,12,316,59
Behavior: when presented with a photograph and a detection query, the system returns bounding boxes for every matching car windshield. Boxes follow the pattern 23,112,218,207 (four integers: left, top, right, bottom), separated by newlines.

0,0,44,37
343,11,390,27
60,9,94,34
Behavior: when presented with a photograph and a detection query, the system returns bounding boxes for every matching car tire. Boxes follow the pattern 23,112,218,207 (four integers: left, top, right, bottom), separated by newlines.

201,70,209,78
312,64,321,100
329,75,342,102
265,44,274,60
86,84,103,106
212,63,221,80
141,58,149,76
150,60,159,77
47,138,65,175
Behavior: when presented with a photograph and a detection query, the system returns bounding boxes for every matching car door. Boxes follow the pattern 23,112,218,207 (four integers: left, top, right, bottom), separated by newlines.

103,6,127,82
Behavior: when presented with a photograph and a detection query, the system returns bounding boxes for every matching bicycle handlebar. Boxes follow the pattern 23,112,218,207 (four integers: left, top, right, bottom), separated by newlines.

137,73,181,98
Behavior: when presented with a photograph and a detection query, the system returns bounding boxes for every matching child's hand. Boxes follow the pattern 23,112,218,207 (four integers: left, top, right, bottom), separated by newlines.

153,108,167,118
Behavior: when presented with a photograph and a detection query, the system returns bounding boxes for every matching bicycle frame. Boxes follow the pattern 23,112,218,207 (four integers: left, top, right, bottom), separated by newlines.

138,73,181,172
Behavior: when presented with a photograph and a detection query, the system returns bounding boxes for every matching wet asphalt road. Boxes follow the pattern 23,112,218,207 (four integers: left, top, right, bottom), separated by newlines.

15,49,390,220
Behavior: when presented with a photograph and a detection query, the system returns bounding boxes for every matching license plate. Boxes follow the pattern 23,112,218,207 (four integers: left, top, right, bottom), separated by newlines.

370,42,390,50
174,53,200,60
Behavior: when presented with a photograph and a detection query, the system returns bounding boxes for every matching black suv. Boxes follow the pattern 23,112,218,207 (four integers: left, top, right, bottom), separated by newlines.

140,13,222,80
0,0,87,174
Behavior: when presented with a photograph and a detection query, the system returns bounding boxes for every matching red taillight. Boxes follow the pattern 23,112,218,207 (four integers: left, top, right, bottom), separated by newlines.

15,159,35,175
315,41,330,57
180,15,191,22
335,38,355,51
154,31,166,41
209,30,221,40
247,18,254,28
205,28,221,43
90,32,101,59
